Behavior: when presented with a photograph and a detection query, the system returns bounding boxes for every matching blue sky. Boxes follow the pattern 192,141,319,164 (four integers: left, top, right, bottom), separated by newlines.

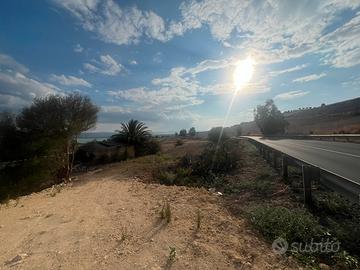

0,0,359,133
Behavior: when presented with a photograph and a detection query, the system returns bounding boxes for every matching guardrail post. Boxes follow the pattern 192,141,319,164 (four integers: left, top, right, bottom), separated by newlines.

302,165,313,208
273,152,278,169
282,155,288,181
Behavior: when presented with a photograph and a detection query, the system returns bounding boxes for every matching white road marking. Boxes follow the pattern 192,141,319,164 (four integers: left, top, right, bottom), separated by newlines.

300,145,360,158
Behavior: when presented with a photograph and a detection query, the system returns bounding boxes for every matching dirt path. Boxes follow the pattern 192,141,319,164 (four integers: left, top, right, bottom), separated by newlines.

0,155,300,269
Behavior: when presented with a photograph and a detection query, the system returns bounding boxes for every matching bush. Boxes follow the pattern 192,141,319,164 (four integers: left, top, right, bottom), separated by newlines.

192,141,239,175
175,139,184,146
153,140,239,188
135,139,161,156
208,127,229,143
153,167,177,185
314,192,353,217
250,206,323,244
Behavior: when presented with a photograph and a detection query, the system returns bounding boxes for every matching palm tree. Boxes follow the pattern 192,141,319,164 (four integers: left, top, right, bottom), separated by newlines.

111,119,150,157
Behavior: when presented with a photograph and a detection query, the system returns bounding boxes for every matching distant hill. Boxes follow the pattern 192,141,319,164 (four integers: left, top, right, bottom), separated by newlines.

283,97,360,134
212,97,360,136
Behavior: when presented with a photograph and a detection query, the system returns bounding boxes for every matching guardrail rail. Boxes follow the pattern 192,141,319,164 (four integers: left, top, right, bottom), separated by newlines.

241,136,360,206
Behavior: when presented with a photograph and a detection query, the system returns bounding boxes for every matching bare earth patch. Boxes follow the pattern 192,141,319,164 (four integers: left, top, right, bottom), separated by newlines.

0,139,300,269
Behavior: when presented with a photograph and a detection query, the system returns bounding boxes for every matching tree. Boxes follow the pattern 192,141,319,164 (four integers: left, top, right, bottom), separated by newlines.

208,127,229,143
254,99,288,136
179,129,187,137
111,119,151,157
189,127,196,136
0,112,25,161
17,94,99,180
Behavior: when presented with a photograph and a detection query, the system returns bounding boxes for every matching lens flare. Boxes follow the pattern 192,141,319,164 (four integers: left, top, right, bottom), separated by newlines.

233,57,255,91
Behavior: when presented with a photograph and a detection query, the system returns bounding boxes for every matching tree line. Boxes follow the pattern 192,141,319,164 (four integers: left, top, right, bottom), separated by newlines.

175,127,196,137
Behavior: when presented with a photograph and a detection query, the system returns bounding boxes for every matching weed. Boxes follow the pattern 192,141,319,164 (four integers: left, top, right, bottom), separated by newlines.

155,169,177,186
314,191,353,216
333,251,360,270
49,185,61,197
224,179,275,196
160,202,172,223
120,229,128,242
250,206,323,244
168,246,177,263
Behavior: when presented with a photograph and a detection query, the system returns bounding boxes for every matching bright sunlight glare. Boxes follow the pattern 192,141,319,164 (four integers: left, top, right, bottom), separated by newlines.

233,56,255,91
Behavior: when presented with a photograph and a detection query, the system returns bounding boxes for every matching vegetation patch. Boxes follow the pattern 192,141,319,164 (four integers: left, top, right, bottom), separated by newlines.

153,139,241,188
250,206,324,244
223,173,276,196
160,202,172,223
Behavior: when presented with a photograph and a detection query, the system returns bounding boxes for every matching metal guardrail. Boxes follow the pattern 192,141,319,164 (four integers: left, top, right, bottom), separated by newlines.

242,137,360,205
255,134,360,143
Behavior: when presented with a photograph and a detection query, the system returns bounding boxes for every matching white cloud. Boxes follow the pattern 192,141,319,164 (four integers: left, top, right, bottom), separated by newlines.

54,0,171,45
129,60,137,65
270,64,308,77
55,0,360,67
83,63,99,73
83,54,123,76
0,53,63,111
0,71,61,111
99,55,122,75
0,54,29,74
50,74,92,87
74,44,84,53
274,90,309,100
293,73,326,83
179,0,360,67
320,12,360,68
107,56,269,122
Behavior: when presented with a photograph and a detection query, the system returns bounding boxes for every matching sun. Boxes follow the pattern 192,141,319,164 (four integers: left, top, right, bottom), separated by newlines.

233,56,255,91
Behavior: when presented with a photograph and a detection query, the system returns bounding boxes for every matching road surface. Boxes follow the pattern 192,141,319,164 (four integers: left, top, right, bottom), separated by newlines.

248,137,360,184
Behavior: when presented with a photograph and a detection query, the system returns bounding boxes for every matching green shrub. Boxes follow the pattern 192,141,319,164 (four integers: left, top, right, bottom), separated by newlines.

333,251,360,270
136,139,161,156
250,206,323,244
175,139,184,146
314,192,353,216
208,127,229,143
192,141,239,175
153,168,177,185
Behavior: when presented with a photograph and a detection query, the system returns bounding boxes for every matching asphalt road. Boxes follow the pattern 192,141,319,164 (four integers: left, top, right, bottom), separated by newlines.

249,137,360,184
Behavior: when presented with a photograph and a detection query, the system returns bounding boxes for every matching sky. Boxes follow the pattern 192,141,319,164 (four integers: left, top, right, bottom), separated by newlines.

0,0,359,133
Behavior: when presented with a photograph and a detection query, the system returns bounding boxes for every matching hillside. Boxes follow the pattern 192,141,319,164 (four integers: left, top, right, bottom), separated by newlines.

237,97,360,135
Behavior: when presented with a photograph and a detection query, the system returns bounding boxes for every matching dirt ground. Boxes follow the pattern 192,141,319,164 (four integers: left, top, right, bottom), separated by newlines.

0,139,300,270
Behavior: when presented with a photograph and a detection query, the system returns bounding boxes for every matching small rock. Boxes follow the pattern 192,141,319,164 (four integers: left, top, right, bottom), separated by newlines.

216,192,223,196
319,263,330,270
208,188,216,193
4,253,28,266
